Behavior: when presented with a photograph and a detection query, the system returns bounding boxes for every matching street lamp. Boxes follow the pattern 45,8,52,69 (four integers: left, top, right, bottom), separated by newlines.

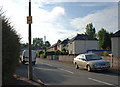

28,0,33,80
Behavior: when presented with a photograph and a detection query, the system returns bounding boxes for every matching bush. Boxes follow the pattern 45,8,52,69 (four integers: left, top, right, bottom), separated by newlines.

2,11,21,84
55,50,62,55
40,52,46,58
36,50,43,57
45,51,55,55
103,51,109,56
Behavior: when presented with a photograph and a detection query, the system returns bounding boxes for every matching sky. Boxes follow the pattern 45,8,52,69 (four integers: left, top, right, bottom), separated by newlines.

0,0,119,45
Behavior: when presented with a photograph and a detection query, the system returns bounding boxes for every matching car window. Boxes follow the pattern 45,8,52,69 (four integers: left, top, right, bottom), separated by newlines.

76,55,85,60
86,54,102,61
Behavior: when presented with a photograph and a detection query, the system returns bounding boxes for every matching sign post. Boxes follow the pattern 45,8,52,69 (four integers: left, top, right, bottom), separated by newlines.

28,0,33,80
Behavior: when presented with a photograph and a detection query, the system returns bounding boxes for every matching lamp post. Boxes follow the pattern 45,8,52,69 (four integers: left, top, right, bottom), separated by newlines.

28,0,33,80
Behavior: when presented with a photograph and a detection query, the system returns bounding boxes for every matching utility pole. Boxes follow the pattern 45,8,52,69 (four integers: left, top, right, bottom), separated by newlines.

28,0,33,80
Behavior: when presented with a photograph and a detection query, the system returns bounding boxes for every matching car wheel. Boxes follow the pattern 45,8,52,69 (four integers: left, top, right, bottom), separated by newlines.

75,63,79,69
33,62,35,65
87,65,91,72
22,61,25,64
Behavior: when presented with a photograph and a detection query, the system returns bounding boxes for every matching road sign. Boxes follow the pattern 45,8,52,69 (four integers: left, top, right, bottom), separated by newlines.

27,16,32,24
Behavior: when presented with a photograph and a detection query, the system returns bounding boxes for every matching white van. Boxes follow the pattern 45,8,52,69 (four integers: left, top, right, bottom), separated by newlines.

21,50,36,65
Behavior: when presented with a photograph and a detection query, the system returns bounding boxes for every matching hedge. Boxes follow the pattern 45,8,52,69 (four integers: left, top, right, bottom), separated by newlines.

2,13,21,85
39,50,68,58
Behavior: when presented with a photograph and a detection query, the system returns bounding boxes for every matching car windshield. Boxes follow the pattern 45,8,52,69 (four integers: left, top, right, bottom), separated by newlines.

86,54,102,61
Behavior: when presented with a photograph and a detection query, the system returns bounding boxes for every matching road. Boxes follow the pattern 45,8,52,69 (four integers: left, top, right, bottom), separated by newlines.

31,58,119,86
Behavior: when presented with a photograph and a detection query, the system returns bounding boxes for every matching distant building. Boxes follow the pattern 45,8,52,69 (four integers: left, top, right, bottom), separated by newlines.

67,34,98,54
111,30,120,57
47,39,69,51
47,34,98,54
57,38,69,51
47,43,58,51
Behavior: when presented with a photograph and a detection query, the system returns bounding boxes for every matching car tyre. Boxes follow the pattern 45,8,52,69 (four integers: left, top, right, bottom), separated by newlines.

87,65,91,72
33,62,35,65
22,61,25,64
75,63,79,69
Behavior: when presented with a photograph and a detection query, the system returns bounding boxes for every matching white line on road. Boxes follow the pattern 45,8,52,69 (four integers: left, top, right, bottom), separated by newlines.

59,68,74,74
88,77,114,86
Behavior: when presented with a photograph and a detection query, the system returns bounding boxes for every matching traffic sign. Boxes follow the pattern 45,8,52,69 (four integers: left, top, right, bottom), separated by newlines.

27,16,32,24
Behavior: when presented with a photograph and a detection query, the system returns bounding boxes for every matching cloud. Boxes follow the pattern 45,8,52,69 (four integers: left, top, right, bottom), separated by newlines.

70,5,118,33
1,0,118,45
0,0,66,44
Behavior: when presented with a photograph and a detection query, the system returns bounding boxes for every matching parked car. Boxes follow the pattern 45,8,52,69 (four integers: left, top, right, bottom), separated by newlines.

20,50,36,65
73,53,110,72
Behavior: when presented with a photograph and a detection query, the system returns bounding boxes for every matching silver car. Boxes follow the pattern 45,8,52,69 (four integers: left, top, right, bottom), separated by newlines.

73,53,110,72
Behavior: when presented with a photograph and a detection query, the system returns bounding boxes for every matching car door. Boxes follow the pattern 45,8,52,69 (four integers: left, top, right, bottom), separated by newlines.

80,55,87,68
77,55,84,68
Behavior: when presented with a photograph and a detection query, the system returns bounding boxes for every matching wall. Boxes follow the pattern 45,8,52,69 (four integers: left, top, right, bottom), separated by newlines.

58,55,77,63
101,56,120,69
68,42,74,54
111,37,120,57
74,40,85,54
85,40,98,50
46,55,119,69
74,40,98,54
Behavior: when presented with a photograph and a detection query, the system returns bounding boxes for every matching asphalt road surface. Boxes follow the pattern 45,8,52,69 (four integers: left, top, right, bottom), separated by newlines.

32,58,119,86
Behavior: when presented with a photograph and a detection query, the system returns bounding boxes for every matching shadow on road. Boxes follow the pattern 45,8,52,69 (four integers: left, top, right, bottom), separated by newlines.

33,64,66,85
88,70,119,77
33,64,58,69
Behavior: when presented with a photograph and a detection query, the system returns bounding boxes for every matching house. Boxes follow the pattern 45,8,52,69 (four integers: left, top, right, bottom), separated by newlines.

47,43,58,51
111,30,120,57
47,39,69,51
67,34,98,54
57,38,69,51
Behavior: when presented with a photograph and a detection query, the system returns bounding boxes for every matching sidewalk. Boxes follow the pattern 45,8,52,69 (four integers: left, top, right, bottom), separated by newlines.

3,63,44,86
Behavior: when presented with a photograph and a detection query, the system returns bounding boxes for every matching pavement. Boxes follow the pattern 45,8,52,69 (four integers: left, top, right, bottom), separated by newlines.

2,63,45,87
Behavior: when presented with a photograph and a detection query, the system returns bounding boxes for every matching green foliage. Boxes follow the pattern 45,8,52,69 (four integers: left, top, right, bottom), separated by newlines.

61,48,68,55
40,53,46,58
85,23,96,38
55,50,62,55
103,51,109,56
45,41,51,47
33,38,43,47
45,51,55,55
36,50,43,57
1,10,21,84
39,49,68,58
97,28,113,49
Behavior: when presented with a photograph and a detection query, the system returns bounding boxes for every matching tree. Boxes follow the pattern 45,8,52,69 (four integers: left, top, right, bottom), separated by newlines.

57,39,61,44
97,28,113,49
45,41,51,47
33,38,43,50
85,23,96,38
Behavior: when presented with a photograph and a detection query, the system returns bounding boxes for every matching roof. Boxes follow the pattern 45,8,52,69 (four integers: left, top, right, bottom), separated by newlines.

112,30,120,37
58,38,69,47
69,34,98,42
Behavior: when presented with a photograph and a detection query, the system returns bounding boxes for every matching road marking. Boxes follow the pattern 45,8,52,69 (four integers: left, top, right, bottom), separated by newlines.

88,77,114,86
59,68,74,74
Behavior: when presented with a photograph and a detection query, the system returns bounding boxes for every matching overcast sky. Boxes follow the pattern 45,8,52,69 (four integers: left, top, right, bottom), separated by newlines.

0,0,119,45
